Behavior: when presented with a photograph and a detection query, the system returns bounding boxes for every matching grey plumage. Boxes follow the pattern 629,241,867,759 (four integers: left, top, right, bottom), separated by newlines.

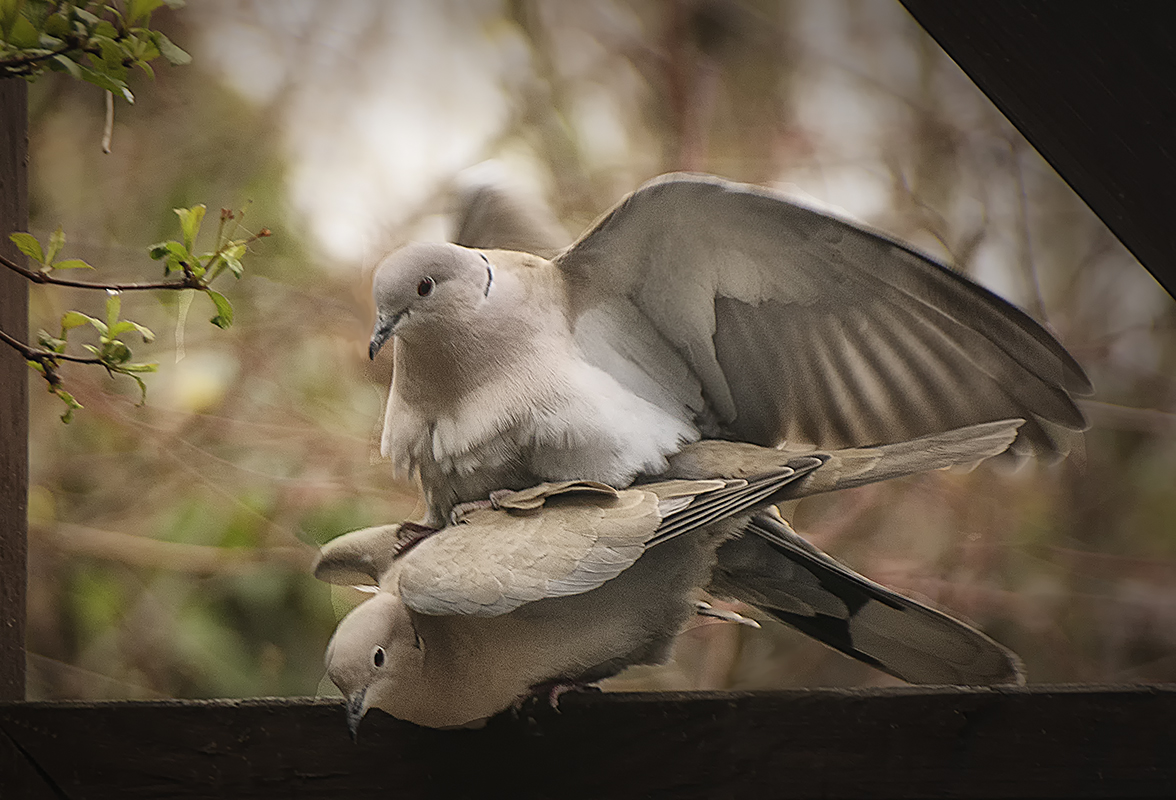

370,173,1090,526
319,422,1025,729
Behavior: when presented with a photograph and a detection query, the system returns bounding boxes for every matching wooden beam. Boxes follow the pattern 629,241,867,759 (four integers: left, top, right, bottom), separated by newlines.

2,687,1174,798
899,1,1176,297
0,78,28,704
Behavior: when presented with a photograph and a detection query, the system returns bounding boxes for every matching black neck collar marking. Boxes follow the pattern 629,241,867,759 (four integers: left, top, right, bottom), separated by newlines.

480,253,493,297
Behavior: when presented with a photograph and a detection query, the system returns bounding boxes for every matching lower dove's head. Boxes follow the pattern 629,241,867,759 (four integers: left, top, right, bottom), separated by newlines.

369,242,494,358
325,591,423,737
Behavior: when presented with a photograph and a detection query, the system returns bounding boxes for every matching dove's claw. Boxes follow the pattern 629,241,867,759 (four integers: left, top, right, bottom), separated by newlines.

450,489,517,524
391,522,440,558
515,680,599,715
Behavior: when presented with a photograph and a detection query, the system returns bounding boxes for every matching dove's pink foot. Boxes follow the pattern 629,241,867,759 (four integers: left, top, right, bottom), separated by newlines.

449,489,517,523
515,680,600,715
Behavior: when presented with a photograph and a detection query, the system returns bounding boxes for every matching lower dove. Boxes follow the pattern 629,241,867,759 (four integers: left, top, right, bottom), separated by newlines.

318,421,1025,730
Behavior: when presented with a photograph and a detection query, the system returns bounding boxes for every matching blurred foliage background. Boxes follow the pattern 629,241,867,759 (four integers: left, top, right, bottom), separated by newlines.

20,0,1175,701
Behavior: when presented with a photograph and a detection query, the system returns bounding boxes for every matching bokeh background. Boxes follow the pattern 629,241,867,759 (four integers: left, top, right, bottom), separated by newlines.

20,0,1175,701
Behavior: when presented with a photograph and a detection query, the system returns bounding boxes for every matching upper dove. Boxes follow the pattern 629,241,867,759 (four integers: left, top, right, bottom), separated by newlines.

369,174,1091,526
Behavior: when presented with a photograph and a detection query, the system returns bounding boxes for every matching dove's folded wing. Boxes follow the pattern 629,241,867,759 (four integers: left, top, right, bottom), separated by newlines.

313,523,405,587
396,470,821,618
556,173,1090,459
396,483,661,618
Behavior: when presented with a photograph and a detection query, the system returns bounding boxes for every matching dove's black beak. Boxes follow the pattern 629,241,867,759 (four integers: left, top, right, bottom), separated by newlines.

346,689,367,741
369,313,400,360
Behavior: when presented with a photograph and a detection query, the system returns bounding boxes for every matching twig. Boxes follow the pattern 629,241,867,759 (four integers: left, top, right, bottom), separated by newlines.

0,43,75,73
0,327,103,367
0,252,202,291
31,520,313,576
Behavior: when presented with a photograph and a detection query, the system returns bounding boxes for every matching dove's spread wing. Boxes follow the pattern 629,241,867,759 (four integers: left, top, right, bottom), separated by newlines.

556,173,1090,459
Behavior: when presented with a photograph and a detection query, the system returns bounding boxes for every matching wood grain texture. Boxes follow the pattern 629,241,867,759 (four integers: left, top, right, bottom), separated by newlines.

0,78,29,704
900,1,1176,297
2,687,1174,799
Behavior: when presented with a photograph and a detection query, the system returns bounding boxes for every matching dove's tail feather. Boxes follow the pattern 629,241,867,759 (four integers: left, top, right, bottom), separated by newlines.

784,418,1026,498
715,511,1025,686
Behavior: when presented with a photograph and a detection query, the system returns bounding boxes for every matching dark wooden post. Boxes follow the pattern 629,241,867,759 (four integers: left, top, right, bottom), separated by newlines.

0,78,29,703
899,1,1176,298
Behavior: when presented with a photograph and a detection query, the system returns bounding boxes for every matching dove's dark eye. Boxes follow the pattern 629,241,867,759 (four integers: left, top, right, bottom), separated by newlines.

417,277,435,297
373,646,386,668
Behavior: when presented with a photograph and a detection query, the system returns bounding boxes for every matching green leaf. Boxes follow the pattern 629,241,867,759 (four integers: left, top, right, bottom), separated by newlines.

9,232,44,264
222,254,243,277
60,311,98,333
45,226,64,265
205,289,233,328
106,295,123,336
7,14,39,48
94,35,128,81
51,258,94,270
151,30,190,65
36,330,66,354
73,7,101,27
110,320,155,343
150,240,192,274
52,54,83,80
102,339,131,364
126,0,165,25
117,361,158,373
77,63,134,103
0,0,23,39
94,20,118,39
43,13,70,39
125,373,148,406
55,388,83,423
175,204,205,252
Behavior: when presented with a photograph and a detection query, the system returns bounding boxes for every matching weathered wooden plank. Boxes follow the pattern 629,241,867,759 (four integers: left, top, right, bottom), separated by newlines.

0,78,29,704
900,1,1176,297
2,687,1174,799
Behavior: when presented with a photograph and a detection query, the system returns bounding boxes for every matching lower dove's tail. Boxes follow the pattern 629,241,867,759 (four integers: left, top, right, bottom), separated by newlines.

713,510,1025,685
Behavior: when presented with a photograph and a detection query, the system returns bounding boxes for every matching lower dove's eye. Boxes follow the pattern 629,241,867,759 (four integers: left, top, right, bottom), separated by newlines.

417,277,435,297
373,646,386,667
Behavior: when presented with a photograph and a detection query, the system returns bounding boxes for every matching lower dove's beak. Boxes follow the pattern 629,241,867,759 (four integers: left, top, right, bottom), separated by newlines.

346,689,367,741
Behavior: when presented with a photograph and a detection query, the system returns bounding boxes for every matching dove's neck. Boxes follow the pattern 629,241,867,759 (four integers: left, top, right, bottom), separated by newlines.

381,265,698,525
389,272,565,409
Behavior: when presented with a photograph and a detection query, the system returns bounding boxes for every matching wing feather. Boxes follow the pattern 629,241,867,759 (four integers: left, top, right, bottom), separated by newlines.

557,173,1090,457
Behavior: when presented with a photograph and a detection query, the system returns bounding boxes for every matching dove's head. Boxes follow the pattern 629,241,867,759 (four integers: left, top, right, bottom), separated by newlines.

325,591,424,738
369,242,494,358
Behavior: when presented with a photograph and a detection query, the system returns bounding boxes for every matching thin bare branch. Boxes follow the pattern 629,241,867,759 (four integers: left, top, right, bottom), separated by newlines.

31,520,313,576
